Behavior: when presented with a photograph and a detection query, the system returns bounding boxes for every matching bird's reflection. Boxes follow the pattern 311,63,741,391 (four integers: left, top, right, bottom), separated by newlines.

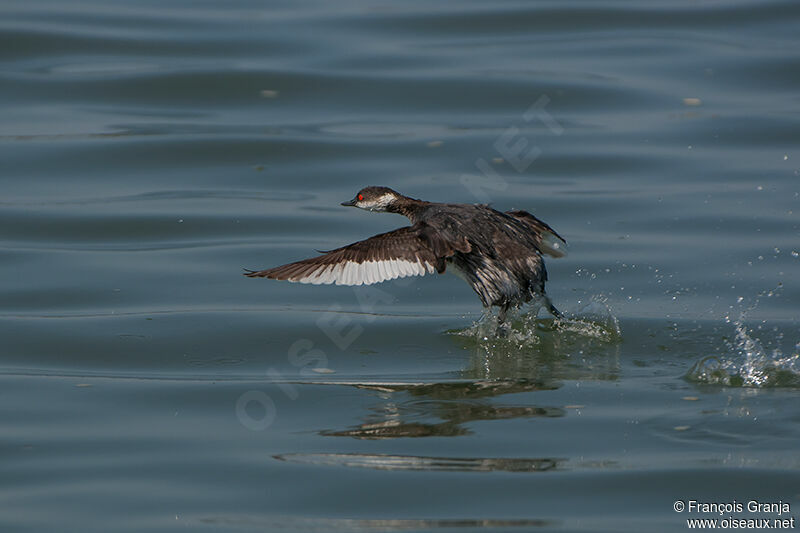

321,381,563,439
319,313,621,440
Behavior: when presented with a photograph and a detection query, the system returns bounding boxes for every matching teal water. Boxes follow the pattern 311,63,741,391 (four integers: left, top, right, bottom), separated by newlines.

2,1,799,531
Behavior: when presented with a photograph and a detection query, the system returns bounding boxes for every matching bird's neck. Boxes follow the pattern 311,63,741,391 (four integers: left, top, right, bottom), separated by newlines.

386,196,429,223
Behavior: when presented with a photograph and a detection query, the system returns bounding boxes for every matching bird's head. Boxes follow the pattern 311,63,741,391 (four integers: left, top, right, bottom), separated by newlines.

341,186,402,212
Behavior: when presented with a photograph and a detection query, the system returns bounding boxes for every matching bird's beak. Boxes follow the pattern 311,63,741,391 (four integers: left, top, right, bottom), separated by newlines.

341,198,357,207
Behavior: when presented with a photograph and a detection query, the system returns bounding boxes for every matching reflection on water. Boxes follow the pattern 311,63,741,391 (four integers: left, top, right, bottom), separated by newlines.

275,453,565,473
318,310,623,439
199,516,555,531
320,380,563,439
350,378,556,398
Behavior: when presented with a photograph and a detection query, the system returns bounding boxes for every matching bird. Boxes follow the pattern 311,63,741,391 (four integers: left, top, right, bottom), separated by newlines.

244,186,566,324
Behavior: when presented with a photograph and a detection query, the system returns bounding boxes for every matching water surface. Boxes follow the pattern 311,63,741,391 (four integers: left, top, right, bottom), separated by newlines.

1,1,799,531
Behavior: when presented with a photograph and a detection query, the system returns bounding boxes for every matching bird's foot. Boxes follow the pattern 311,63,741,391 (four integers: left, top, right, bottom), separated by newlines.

494,320,511,338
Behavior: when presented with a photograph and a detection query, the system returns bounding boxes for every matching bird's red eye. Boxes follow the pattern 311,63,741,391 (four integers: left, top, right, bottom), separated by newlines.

357,194,364,201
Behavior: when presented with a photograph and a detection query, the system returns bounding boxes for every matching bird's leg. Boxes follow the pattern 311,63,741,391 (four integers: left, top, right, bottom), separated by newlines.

498,303,511,324
495,303,511,337
544,296,562,319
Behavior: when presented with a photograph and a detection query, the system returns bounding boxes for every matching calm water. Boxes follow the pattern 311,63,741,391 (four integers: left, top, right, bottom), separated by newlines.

2,1,799,531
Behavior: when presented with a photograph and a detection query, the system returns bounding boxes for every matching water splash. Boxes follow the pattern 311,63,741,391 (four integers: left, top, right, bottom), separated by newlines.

687,288,800,387
447,299,622,382
687,323,800,387
556,300,622,344
450,298,622,348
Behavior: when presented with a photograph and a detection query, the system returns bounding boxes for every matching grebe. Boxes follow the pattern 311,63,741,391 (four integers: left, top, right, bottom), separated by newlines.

245,186,566,323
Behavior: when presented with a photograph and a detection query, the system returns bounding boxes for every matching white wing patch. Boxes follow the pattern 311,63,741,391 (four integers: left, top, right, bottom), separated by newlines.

288,258,436,286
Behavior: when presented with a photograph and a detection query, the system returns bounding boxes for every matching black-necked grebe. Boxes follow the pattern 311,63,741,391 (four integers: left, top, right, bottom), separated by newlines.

245,186,566,322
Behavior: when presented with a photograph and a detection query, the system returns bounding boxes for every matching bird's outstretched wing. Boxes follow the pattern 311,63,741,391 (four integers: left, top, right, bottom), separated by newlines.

505,210,567,258
244,225,444,286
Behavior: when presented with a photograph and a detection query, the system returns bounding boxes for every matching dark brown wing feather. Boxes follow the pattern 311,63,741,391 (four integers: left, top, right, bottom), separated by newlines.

244,224,446,285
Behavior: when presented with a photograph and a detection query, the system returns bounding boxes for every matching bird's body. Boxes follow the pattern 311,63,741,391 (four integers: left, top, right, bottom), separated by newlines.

245,187,566,322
